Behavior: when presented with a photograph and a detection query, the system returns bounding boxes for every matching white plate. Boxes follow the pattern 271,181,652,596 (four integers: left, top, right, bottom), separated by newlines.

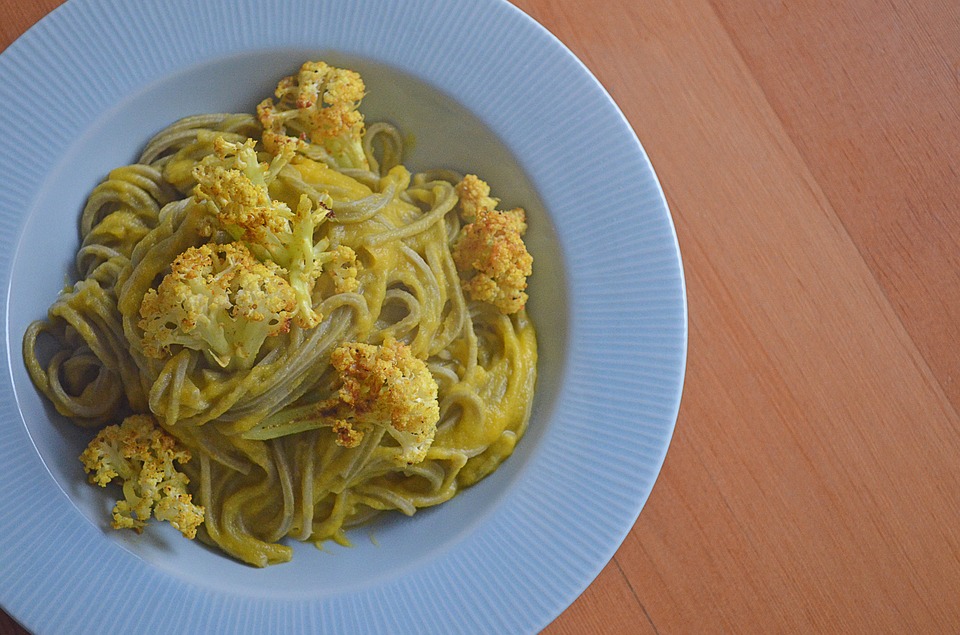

0,0,687,632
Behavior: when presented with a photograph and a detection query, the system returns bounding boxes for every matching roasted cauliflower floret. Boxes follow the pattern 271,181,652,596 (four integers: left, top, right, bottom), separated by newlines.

79,414,204,539
327,337,439,465
257,60,368,170
452,202,533,315
325,245,360,293
193,136,332,328
139,242,296,370
193,138,292,243
455,174,498,222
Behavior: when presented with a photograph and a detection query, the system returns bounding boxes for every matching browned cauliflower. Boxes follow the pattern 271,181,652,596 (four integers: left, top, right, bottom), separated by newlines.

452,190,533,314
138,242,296,370
327,337,439,464
193,138,293,243
257,60,368,170
193,136,330,328
79,414,204,539
325,244,360,294
455,173,498,222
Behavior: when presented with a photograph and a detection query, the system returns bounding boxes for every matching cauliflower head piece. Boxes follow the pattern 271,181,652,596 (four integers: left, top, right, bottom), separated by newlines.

79,414,204,539
324,244,360,294
452,178,533,315
328,337,440,465
193,137,293,243
192,136,334,328
139,242,296,370
257,60,368,170
455,173,498,222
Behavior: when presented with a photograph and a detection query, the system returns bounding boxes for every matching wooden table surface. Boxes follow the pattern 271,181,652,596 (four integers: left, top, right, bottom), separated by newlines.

4,0,960,633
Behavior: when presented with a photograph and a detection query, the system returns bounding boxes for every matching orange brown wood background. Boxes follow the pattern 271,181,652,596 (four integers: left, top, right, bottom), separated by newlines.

3,0,960,632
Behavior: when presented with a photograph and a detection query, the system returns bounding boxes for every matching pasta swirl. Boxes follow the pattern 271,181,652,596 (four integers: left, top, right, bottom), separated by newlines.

23,62,537,566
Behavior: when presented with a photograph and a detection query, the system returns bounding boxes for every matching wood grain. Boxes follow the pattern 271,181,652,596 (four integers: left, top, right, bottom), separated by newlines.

4,0,960,633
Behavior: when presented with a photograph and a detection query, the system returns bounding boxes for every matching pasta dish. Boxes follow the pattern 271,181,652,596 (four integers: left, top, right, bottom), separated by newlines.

22,61,537,566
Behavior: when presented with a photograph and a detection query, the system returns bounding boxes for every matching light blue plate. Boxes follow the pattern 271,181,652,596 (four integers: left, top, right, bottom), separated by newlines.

0,0,686,633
